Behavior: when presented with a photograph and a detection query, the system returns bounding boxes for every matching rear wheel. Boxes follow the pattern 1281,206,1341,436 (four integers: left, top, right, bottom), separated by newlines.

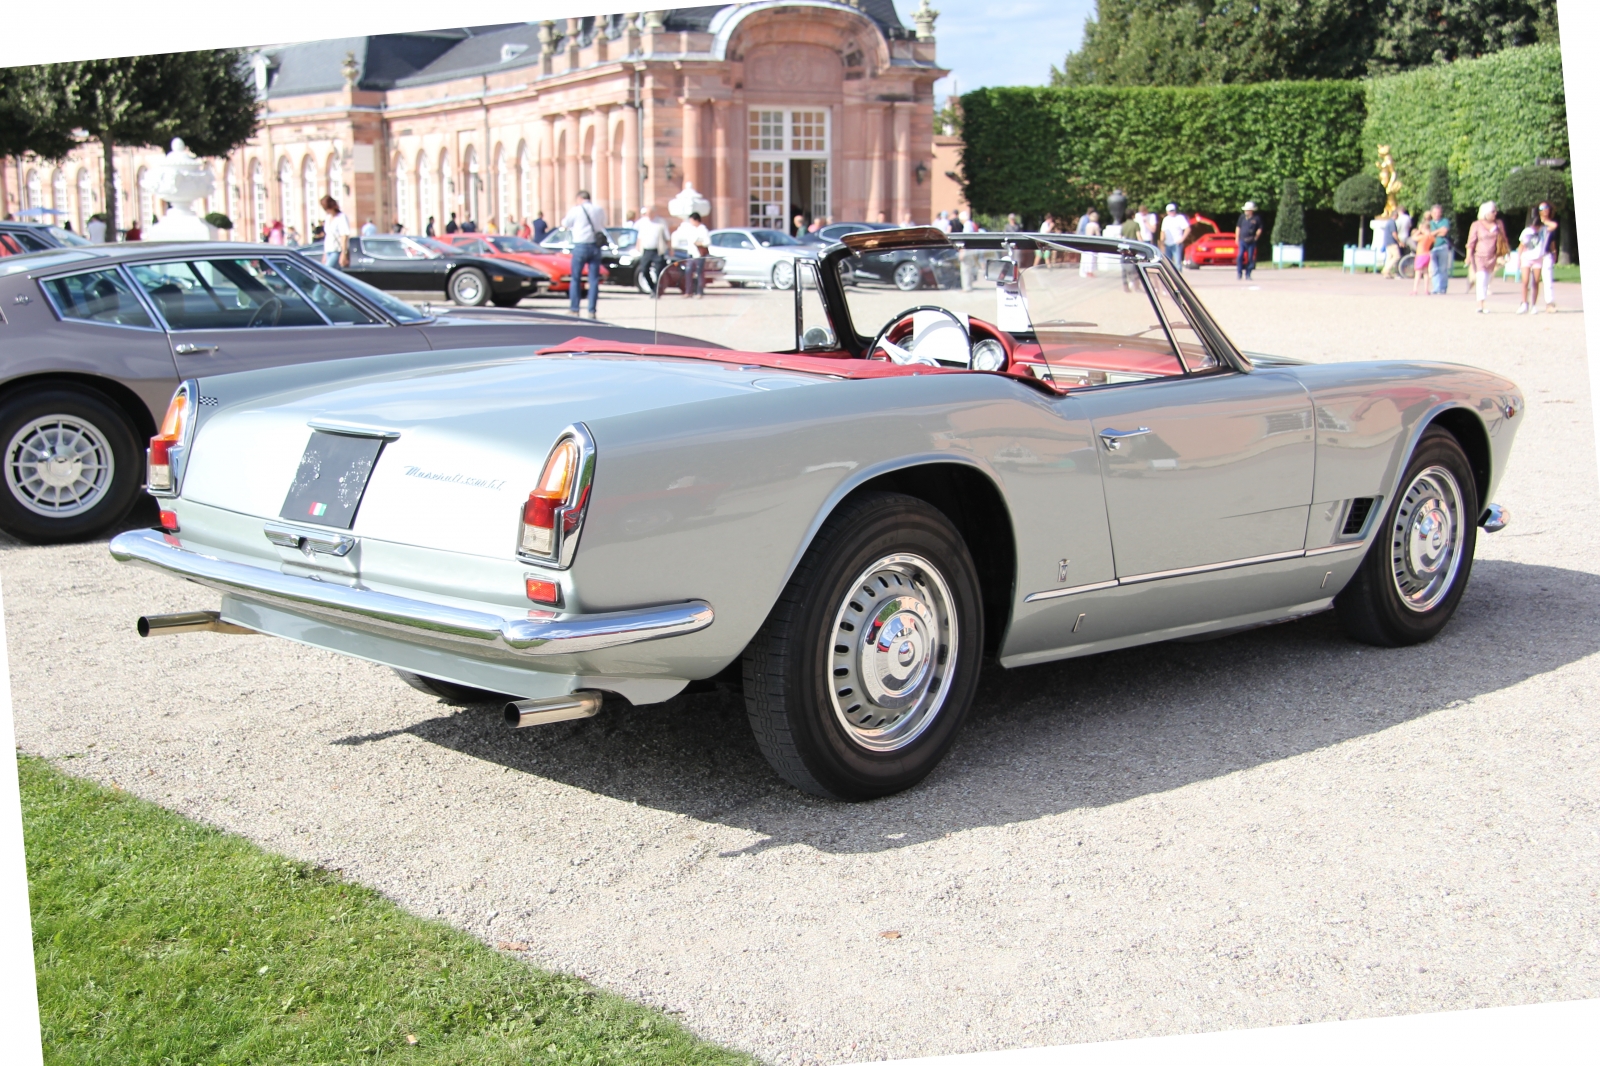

1335,427,1479,647
448,267,490,306
0,387,141,544
893,261,922,291
743,492,983,800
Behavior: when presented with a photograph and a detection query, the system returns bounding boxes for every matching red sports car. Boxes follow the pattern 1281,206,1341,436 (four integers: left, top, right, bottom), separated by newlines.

1183,215,1240,268
437,233,576,294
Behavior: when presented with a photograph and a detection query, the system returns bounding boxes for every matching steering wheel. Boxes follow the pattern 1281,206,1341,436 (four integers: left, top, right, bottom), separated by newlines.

247,295,284,328
868,306,971,368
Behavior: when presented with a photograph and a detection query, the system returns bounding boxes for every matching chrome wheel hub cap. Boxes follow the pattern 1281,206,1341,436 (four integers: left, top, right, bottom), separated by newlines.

828,553,957,752
1390,465,1464,613
6,416,114,518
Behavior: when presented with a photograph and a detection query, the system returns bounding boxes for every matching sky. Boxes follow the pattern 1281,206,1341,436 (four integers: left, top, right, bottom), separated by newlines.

921,0,1097,104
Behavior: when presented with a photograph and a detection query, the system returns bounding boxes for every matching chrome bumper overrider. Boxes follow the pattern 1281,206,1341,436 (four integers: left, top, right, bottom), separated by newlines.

109,528,713,657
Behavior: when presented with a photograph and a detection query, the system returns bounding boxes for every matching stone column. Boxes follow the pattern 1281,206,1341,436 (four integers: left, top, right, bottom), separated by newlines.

564,112,582,204
541,115,558,216
681,98,703,195
892,103,912,223
621,102,640,216
865,106,885,222
596,106,614,218
712,101,732,229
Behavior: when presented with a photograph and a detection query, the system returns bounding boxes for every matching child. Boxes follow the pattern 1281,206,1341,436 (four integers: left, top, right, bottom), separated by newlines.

1410,222,1435,296
1517,216,1548,314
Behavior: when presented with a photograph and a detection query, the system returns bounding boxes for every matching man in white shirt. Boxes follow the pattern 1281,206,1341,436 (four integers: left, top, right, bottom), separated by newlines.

1159,203,1189,269
671,212,711,296
632,206,670,292
560,190,609,318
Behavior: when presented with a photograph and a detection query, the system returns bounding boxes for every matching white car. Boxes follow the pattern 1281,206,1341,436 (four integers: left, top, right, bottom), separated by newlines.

706,228,819,289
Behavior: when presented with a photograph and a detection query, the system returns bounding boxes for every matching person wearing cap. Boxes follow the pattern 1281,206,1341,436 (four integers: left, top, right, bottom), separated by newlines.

1235,201,1264,280
1159,203,1189,270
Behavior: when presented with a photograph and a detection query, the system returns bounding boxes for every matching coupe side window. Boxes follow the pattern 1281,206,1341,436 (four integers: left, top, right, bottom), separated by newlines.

42,269,155,329
709,233,741,249
362,239,408,260
128,259,324,329
272,258,378,324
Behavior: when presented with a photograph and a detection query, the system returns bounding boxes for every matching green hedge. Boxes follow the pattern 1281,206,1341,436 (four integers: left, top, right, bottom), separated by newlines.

961,44,1568,224
961,80,1367,220
1363,43,1567,216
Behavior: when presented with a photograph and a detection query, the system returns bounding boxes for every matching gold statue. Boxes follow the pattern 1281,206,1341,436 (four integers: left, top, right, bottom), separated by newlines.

1376,145,1403,219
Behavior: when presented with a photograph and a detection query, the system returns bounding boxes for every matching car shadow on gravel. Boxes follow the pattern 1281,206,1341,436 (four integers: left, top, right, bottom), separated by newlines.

341,558,1600,854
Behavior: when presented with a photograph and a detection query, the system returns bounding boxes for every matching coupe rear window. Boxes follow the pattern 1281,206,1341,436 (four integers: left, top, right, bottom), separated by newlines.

42,268,155,328
489,236,540,253
750,229,800,246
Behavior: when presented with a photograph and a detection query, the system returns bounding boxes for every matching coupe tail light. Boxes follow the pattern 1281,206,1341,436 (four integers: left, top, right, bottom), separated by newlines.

147,382,196,497
516,425,594,568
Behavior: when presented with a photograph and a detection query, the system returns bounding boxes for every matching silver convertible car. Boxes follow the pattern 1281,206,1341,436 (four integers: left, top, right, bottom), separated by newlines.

112,228,1521,799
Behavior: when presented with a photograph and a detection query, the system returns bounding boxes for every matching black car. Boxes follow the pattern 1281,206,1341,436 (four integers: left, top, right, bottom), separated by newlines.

312,235,551,307
539,227,655,292
0,221,94,257
0,242,659,543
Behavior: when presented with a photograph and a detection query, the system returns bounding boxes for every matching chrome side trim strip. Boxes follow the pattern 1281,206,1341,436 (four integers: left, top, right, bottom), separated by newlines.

110,529,712,657
1023,579,1119,603
306,419,402,440
1117,549,1307,586
1304,541,1367,557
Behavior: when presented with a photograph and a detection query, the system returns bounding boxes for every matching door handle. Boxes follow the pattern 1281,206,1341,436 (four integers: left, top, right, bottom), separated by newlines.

1099,427,1150,451
173,343,218,355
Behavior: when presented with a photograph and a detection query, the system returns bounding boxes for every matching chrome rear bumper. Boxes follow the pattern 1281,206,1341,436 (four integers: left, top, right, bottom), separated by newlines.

109,528,713,657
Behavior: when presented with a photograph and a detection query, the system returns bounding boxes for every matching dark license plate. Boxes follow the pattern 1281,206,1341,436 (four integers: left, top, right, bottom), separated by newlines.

279,431,386,529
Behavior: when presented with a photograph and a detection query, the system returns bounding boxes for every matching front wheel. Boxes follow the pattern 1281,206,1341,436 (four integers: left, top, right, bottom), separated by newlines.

770,259,796,290
448,267,490,306
0,388,141,544
893,261,922,291
743,492,983,800
1335,427,1479,647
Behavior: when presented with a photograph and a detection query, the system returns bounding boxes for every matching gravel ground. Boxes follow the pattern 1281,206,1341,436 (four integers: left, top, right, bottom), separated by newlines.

9,268,1600,1065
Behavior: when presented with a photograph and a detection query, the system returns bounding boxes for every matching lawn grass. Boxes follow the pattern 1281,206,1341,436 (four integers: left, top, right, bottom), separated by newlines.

22,756,755,1066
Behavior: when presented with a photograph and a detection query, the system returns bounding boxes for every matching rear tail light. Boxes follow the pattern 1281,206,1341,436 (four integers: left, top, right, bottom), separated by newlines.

147,381,197,497
516,425,594,568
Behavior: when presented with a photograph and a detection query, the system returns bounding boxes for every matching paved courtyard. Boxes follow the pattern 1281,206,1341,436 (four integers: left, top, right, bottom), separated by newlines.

8,266,1599,1065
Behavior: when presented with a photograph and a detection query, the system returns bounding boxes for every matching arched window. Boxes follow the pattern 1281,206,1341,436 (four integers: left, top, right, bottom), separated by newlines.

494,144,508,230
53,169,68,226
302,156,318,234
518,141,532,222
417,150,433,232
277,157,294,233
393,153,410,233
251,159,267,236
327,152,343,206
24,168,42,214
76,169,91,232
223,159,237,225
464,145,479,227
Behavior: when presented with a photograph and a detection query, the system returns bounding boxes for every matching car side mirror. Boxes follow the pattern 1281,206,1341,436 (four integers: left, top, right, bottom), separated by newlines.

801,326,836,350
985,258,1017,283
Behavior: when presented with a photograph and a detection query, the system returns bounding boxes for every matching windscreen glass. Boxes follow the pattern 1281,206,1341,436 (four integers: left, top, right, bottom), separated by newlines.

1016,252,1186,388
652,256,793,352
839,244,1000,344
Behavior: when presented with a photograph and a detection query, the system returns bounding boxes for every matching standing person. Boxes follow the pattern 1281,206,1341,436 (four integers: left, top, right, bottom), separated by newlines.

900,211,916,227
461,217,477,233
671,211,711,297
1375,213,1400,278
530,211,549,242
1537,202,1559,311
1078,210,1101,278
623,210,639,229
320,196,352,271
1235,201,1264,281
1004,213,1022,233
633,205,669,292
1395,204,1413,248
1136,204,1158,244
956,209,981,289
874,210,888,224
1159,203,1189,270
1464,202,1508,314
1410,222,1436,296
561,190,609,319
125,219,142,241
424,215,436,237
792,213,806,238
1425,204,1451,295
933,211,952,234
266,219,285,245
444,212,459,234
85,214,107,243
1516,211,1548,314
1118,212,1142,290
517,217,532,239
360,218,377,237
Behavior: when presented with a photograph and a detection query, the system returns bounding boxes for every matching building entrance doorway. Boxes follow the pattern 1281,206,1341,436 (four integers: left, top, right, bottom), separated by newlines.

748,108,830,233
789,158,828,230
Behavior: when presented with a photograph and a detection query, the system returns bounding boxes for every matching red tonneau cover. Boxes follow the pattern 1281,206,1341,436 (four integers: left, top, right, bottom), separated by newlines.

535,337,962,379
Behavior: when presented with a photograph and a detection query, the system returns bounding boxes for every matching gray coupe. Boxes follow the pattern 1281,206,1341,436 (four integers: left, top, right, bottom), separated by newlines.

0,242,658,543
111,228,1521,799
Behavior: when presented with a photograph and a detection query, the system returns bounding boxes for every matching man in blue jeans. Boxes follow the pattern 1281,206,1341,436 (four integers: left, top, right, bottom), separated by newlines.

1426,204,1452,295
561,190,609,319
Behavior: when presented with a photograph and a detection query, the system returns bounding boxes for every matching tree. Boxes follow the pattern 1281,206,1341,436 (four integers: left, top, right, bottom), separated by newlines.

1273,177,1305,246
0,67,76,162
1334,172,1387,245
5,52,259,229
1424,164,1452,214
1053,0,1560,87
1499,165,1573,262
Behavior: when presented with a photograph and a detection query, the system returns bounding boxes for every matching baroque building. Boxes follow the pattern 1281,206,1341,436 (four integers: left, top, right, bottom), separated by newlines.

4,2,947,238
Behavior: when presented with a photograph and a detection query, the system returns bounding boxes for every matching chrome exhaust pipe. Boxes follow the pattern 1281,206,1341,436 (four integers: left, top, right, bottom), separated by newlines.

504,690,603,728
137,611,257,637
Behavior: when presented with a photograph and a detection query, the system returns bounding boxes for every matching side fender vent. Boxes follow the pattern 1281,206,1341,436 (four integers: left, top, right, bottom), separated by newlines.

1342,496,1376,536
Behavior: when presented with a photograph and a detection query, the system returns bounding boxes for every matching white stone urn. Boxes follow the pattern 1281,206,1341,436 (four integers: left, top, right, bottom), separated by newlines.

668,181,711,221
144,138,216,242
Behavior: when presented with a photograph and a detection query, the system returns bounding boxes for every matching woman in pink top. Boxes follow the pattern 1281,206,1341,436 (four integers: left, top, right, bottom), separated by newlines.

1464,201,1508,313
